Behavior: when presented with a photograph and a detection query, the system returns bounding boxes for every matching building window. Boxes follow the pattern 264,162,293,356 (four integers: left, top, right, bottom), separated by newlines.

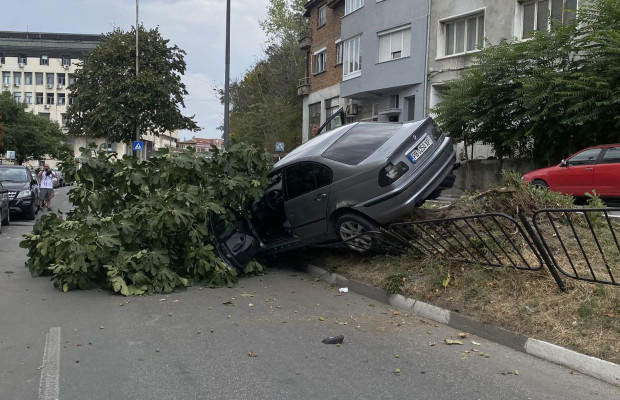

68,74,76,85
521,0,578,37
18,54,27,65
345,0,364,15
36,73,44,85
378,26,411,62
47,93,54,105
40,55,49,65
389,94,400,109
57,74,66,86
13,73,22,86
318,5,327,27
62,55,71,66
36,92,44,105
39,113,50,120
2,72,10,85
25,92,33,105
313,48,327,74
443,13,484,56
309,102,321,137
107,142,118,153
13,92,22,103
335,41,343,65
25,72,33,85
46,73,54,86
57,93,66,105
343,35,362,79
69,96,75,105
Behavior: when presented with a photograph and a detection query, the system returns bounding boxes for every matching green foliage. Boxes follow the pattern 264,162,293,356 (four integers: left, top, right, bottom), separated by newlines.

384,272,408,294
432,0,620,165
0,92,68,164
65,26,198,143
20,143,271,295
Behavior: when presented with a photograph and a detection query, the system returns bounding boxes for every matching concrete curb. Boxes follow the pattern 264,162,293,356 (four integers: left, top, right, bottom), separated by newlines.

305,264,620,387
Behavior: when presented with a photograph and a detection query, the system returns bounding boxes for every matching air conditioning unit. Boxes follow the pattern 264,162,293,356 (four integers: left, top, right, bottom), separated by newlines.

44,104,50,109
14,83,20,87
2,83,9,87
346,103,359,116
57,84,63,89
18,63,25,68
63,65,70,69
46,84,53,89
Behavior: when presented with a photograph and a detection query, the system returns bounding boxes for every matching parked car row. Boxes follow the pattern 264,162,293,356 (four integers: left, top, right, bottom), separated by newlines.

0,165,39,222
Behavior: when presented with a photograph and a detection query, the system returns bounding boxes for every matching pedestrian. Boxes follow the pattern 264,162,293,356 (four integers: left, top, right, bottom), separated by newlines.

37,164,56,212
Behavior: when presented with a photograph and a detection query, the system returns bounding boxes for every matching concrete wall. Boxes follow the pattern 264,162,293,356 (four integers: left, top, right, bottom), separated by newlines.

445,158,543,196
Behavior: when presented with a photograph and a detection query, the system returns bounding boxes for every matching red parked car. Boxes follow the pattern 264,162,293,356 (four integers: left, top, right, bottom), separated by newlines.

522,144,620,198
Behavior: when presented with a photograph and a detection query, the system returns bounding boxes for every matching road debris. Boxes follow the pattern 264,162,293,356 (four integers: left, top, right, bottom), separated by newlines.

444,339,464,345
322,335,344,345
339,287,349,293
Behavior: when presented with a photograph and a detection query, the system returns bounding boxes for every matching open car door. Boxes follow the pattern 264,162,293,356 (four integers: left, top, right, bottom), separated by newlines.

316,108,345,136
209,212,262,271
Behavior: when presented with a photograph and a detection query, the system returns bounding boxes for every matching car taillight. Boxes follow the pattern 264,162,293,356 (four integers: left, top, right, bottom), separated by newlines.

378,161,409,187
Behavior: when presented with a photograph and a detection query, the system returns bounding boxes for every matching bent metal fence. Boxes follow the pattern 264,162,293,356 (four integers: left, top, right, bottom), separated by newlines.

330,208,620,291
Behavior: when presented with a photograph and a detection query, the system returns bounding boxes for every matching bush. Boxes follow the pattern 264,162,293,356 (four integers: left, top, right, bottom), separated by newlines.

20,143,271,295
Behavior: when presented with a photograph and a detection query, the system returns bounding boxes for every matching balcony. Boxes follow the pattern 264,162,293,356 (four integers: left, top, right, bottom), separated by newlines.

297,77,310,96
298,35,311,51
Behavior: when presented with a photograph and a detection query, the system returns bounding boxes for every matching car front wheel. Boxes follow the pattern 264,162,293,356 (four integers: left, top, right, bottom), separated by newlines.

336,213,379,253
531,179,549,190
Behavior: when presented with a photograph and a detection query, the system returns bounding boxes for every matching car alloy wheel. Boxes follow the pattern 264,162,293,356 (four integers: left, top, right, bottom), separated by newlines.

531,179,549,190
336,213,378,252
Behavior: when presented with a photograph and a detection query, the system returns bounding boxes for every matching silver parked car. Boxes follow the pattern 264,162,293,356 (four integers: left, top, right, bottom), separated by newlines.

213,111,458,269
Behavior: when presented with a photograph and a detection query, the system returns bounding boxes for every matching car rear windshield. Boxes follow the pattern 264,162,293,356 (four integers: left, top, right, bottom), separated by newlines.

321,123,401,165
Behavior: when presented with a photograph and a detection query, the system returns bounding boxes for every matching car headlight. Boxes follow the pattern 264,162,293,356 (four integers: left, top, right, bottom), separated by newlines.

17,190,32,199
378,161,409,187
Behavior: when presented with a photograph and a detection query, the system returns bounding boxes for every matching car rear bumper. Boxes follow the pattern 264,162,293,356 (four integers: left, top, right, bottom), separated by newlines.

355,141,456,225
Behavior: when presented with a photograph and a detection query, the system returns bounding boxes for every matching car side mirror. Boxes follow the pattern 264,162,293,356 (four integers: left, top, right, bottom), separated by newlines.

560,159,567,167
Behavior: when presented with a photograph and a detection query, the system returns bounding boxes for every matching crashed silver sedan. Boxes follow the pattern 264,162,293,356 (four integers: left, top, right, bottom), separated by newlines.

213,113,458,269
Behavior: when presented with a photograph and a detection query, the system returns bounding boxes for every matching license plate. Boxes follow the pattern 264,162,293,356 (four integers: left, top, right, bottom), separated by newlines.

408,136,433,163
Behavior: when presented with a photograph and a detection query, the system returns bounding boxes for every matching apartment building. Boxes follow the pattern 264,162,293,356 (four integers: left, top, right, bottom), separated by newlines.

178,137,224,152
0,31,178,165
427,0,578,158
300,0,345,143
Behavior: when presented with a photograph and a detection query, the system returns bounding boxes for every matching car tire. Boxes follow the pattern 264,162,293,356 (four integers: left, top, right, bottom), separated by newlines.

531,179,549,190
1,210,10,232
25,203,36,220
336,213,379,253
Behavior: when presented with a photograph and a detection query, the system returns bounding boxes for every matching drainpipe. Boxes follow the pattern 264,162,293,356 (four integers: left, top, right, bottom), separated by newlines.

423,0,431,118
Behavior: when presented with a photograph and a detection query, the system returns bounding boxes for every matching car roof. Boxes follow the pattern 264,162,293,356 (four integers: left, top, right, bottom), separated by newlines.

272,119,427,170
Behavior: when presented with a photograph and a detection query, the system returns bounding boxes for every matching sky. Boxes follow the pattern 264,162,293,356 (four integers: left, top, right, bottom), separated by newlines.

2,0,271,140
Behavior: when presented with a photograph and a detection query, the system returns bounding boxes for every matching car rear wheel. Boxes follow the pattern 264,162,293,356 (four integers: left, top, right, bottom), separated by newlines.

336,213,379,253
531,179,549,190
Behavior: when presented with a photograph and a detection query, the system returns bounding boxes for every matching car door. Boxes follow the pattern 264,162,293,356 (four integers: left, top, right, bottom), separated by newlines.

0,181,8,222
283,162,332,239
209,212,262,271
591,146,620,197
547,148,601,195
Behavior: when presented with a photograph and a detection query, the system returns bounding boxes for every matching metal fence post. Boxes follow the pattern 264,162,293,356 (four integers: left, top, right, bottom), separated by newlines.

518,213,566,292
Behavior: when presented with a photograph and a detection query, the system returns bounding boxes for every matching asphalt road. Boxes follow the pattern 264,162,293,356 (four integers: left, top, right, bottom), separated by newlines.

0,187,618,399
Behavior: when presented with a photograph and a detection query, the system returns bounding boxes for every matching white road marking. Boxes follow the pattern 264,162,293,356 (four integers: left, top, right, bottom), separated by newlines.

38,327,61,400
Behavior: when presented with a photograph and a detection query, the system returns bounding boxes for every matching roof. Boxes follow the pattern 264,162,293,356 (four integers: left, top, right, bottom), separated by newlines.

0,31,101,58
303,0,343,17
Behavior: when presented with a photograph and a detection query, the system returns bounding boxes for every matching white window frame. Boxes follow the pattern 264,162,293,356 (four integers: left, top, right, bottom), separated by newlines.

313,47,327,74
335,39,343,65
318,5,327,27
343,35,362,80
378,25,411,62
439,10,485,58
25,92,33,104
40,55,49,65
345,0,364,16
518,0,578,38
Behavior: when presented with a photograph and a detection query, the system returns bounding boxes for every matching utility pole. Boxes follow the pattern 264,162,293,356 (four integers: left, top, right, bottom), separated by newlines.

134,0,140,158
223,0,230,148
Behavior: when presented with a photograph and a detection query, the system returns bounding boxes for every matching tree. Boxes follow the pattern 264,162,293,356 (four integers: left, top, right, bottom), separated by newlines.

225,0,308,151
0,92,68,165
65,26,199,144
432,0,620,165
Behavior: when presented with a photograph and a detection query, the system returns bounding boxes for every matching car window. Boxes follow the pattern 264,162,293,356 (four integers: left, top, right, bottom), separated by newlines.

285,163,332,199
322,123,401,165
566,149,601,166
601,147,620,164
0,168,29,182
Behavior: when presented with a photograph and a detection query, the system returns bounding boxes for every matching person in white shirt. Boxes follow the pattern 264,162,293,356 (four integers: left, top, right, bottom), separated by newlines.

37,164,56,212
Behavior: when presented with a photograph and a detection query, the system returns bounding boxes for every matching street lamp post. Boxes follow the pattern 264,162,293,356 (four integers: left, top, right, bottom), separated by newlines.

223,0,230,148
134,0,140,158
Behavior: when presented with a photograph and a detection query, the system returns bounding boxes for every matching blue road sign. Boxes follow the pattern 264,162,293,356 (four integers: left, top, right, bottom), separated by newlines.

275,142,285,152
133,141,144,151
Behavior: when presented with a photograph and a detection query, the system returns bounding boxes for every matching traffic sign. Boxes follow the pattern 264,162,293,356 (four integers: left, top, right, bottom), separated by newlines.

133,141,144,151
6,151,15,160
275,142,285,152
